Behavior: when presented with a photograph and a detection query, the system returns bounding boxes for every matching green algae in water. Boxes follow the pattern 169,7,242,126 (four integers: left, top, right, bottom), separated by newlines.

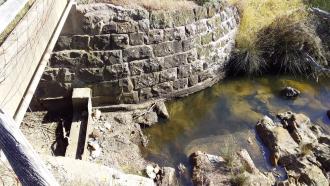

142,76,330,172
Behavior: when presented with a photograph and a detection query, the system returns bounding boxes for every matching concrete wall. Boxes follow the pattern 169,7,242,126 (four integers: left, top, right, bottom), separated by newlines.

0,0,69,117
38,1,239,106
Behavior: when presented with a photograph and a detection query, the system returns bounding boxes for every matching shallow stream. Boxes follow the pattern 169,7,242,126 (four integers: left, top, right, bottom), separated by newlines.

142,75,330,181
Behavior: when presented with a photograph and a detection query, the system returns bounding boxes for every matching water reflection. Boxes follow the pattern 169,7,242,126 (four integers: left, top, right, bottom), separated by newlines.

142,76,330,171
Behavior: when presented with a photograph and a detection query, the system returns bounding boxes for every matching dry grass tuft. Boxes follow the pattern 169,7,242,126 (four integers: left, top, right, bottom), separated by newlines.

227,0,328,77
82,0,199,11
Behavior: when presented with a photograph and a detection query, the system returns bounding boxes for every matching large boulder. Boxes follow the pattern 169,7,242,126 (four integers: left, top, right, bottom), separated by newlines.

256,116,300,165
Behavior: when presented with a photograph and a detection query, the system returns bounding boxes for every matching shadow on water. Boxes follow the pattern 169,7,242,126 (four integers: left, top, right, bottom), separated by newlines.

141,75,330,184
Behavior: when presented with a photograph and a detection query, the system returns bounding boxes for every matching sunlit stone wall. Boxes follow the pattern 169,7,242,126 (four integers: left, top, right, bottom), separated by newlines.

38,1,239,106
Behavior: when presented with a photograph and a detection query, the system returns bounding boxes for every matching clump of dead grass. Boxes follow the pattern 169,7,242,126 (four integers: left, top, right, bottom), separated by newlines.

227,0,327,77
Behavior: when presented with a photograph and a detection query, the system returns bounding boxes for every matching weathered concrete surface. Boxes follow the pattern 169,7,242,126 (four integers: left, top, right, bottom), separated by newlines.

37,1,239,106
66,88,92,159
43,155,155,186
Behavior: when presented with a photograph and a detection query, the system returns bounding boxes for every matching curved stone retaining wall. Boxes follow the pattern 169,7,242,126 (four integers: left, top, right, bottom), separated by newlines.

38,1,239,106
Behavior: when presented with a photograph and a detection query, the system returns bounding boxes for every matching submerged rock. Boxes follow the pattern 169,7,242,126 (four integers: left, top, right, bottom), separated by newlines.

327,110,330,119
280,87,300,99
256,112,330,185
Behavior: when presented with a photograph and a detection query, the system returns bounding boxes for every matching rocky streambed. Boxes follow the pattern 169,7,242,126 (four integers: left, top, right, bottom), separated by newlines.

17,75,330,185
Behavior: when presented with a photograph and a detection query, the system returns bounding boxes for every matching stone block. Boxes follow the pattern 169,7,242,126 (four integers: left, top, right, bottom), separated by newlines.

159,68,177,83
117,21,138,33
164,28,175,41
188,75,198,87
199,70,213,82
194,7,208,20
123,46,153,62
173,27,186,40
195,20,208,34
101,22,117,34
185,24,197,37
92,50,122,65
110,34,129,49
197,45,212,59
191,60,203,73
49,52,78,68
104,63,129,80
129,32,144,45
90,34,111,50
153,41,182,57
42,69,59,81
206,4,217,18
71,35,90,50
81,52,105,67
58,68,74,82
161,53,188,69
150,11,173,29
138,19,150,32
54,36,72,51
172,9,195,27
178,64,191,78
133,73,159,89
173,78,188,90
187,49,198,63
120,91,139,103
78,68,103,83
37,81,71,98
208,16,222,29
213,27,224,41
182,37,201,51
201,32,213,45
139,88,153,102
147,29,164,44
119,78,134,92
152,82,173,96
129,59,160,76
72,88,92,110
164,27,186,41
91,81,121,96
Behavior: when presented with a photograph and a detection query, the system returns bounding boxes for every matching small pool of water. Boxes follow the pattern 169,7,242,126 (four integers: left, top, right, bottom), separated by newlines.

141,75,330,177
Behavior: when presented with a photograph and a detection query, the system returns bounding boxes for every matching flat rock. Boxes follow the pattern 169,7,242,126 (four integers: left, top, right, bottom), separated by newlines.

256,116,300,165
